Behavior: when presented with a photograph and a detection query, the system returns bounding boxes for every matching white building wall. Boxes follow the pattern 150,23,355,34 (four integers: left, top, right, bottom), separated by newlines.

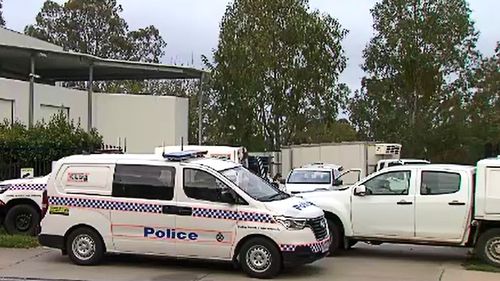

0,78,188,153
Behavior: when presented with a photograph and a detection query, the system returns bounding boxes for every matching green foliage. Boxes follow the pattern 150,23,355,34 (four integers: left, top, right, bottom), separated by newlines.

0,0,5,26
349,0,481,163
0,112,103,164
0,228,40,249
204,0,351,151
24,0,167,93
25,0,166,62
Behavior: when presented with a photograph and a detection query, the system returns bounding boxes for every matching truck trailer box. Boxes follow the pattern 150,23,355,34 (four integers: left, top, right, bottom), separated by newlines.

281,142,401,182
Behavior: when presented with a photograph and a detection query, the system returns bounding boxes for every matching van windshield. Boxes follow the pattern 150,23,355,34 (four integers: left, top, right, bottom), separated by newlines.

221,167,290,202
287,170,331,184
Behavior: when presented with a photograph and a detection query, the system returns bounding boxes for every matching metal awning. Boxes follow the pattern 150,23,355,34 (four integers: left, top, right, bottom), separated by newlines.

0,44,205,81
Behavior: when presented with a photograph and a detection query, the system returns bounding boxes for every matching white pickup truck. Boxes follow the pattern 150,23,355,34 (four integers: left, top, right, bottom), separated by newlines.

301,158,500,267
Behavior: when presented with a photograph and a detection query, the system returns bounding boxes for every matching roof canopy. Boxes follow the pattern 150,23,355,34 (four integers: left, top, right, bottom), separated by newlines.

0,44,205,81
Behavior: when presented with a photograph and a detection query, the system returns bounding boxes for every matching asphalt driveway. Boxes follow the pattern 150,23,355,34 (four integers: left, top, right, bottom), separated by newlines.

0,244,498,281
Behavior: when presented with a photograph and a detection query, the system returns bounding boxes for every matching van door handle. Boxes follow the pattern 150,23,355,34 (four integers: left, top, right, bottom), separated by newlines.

177,207,192,216
162,205,177,215
448,201,465,206
397,200,413,205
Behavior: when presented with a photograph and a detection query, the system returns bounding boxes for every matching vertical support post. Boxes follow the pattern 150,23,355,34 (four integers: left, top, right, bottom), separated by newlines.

87,64,94,131
198,73,204,145
28,55,35,128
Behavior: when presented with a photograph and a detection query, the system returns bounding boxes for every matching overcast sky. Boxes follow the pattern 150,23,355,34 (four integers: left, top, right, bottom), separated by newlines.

3,0,499,90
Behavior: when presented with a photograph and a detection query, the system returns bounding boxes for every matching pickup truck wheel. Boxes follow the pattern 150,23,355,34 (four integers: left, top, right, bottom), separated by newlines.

327,219,342,256
476,228,500,267
239,237,282,279
4,204,40,236
347,240,358,249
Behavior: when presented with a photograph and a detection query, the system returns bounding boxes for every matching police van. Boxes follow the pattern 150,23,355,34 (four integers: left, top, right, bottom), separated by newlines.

39,151,330,278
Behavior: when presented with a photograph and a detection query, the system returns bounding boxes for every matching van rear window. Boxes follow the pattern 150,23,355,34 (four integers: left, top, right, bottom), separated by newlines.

112,165,174,201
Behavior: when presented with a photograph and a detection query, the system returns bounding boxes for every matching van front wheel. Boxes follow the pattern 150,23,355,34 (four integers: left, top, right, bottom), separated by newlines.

67,227,104,265
240,237,282,279
476,228,500,267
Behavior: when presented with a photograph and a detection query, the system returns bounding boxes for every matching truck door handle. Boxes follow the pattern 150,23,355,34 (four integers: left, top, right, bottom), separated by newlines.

177,206,192,216
448,201,465,206
397,200,413,205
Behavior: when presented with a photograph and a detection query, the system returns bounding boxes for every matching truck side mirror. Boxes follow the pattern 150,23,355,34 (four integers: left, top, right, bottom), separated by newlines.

354,185,367,196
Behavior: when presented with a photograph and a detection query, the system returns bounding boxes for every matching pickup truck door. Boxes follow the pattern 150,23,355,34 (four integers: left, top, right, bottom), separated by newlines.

351,170,415,238
415,170,470,242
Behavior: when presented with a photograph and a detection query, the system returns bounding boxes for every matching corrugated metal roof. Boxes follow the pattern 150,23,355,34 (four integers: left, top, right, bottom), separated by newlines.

0,27,206,81
0,27,63,51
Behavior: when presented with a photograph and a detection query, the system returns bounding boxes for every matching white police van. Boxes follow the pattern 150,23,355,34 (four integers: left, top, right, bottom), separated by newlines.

39,151,329,278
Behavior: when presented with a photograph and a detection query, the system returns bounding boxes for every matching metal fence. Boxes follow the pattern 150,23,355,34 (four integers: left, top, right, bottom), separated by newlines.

0,144,124,181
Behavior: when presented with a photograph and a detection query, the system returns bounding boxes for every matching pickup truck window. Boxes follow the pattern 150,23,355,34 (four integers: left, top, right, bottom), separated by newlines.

420,171,460,195
364,171,411,195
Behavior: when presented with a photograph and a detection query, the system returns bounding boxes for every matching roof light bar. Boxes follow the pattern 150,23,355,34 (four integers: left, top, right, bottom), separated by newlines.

162,150,208,161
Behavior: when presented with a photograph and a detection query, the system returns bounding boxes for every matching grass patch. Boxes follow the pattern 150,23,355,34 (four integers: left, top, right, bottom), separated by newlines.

463,258,500,273
0,228,40,248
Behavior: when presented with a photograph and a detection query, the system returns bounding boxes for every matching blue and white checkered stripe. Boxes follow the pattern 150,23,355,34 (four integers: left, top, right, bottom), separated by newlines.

192,207,275,223
7,183,47,191
281,238,330,253
280,245,297,252
49,196,161,213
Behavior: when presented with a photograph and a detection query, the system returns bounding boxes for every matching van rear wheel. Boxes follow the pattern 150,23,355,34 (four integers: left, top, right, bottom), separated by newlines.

476,228,500,267
239,237,282,279
66,227,104,265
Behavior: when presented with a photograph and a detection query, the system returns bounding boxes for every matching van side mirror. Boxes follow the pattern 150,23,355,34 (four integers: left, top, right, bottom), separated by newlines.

279,179,286,184
219,188,236,204
354,185,367,196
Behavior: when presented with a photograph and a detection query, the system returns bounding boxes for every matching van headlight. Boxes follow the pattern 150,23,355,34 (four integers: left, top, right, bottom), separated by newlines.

274,216,306,230
0,185,10,194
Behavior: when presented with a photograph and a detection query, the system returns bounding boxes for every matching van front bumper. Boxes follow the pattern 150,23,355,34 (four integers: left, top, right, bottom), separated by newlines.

282,246,329,267
39,234,64,250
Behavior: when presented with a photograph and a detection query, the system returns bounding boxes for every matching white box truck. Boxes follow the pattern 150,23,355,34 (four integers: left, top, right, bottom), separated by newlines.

281,142,402,183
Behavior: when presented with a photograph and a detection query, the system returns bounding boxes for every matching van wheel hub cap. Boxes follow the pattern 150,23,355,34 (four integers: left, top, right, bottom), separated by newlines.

486,238,500,262
72,234,95,261
246,245,271,273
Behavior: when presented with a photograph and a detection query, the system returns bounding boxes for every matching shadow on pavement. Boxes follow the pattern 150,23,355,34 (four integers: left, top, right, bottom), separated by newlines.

341,244,469,263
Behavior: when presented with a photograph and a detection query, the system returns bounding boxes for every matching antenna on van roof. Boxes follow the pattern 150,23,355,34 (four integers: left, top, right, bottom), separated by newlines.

162,141,165,155
181,137,184,151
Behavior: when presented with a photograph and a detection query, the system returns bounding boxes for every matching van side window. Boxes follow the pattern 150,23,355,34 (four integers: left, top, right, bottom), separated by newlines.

113,165,174,200
421,171,460,195
183,168,229,203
